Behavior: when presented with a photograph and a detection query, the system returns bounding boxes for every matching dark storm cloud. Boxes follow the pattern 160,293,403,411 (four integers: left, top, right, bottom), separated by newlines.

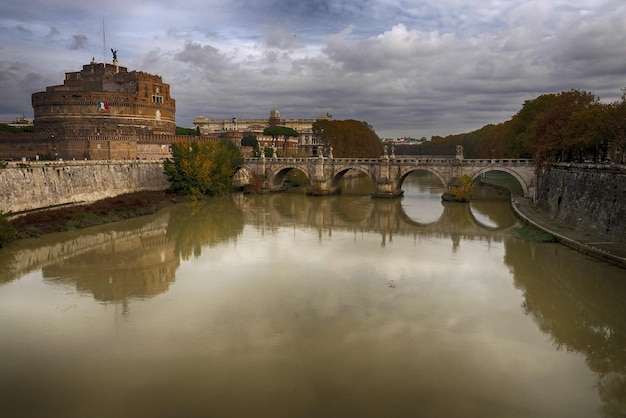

68,34,88,50
176,42,224,66
0,62,53,118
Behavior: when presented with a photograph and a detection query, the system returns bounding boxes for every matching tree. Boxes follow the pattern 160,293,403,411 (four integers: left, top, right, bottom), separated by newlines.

312,119,382,157
450,174,474,202
414,89,602,163
163,140,243,199
241,135,260,156
528,90,599,164
241,135,258,148
0,123,35,133
175,126,200,136
562,103,607,162
605,92,626,163
263,126,299,156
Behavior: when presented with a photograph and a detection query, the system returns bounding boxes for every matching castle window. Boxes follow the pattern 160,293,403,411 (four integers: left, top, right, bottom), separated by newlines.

152,95,163,104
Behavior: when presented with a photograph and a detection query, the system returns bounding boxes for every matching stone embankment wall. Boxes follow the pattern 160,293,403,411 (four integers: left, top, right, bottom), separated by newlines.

537,164,626,243
0,160,168,214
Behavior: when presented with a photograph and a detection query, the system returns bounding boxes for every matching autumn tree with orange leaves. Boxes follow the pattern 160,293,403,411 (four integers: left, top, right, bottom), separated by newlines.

312,119,382,158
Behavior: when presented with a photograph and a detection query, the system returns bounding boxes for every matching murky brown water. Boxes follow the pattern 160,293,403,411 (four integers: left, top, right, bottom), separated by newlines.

0,172,624,418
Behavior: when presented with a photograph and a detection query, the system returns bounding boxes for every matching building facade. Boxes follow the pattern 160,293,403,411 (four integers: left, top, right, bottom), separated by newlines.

193,110,329,157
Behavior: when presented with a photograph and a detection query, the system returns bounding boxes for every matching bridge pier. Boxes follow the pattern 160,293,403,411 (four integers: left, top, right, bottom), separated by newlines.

371,156,403,198
305,156,336,195
372,179,403,198
306,180,338,196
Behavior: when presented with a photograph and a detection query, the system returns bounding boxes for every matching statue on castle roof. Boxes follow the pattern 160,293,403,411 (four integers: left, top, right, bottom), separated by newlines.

111,48,118,61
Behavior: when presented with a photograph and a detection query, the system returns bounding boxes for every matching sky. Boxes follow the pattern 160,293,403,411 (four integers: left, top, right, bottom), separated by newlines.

0,0,625,139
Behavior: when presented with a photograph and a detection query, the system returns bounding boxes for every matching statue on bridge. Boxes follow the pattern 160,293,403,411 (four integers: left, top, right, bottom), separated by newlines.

456,145,464,161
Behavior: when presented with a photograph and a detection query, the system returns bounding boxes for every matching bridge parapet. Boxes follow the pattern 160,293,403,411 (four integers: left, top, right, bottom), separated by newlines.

459,159,533,166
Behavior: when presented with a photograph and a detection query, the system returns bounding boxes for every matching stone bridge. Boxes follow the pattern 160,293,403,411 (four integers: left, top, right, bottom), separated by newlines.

238,155,536,198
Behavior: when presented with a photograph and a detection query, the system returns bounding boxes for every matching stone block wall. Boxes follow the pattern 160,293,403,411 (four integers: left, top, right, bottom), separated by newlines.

537,164,626,243
0,160,168,214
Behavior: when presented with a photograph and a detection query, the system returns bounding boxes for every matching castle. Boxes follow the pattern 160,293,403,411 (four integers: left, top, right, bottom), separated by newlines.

1,56,222,161
32,57,175,136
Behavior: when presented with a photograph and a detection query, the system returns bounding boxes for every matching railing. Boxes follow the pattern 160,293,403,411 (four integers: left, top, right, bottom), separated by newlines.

245,157,534,166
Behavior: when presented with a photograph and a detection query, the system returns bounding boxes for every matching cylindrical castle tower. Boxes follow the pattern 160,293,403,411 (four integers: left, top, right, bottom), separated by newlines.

32,60,176,135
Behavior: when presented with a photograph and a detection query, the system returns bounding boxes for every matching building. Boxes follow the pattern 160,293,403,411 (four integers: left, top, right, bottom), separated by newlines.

193,109,330,157
0,116,33,129
0,56,199,161
31,57,175,136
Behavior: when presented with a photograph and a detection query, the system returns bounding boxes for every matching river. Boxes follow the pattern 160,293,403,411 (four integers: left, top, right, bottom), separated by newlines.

0,172,624,418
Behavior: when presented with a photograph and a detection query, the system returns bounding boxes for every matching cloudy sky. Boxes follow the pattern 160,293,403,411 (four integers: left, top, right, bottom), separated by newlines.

1,0,625,138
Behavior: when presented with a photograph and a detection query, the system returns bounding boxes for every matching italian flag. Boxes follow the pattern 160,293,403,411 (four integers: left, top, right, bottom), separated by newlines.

98,101,109,110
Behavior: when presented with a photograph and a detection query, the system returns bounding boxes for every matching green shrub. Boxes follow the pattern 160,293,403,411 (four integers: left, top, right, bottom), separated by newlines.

163,140,243,198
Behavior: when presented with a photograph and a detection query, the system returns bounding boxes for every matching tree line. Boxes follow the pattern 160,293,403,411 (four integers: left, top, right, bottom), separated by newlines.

400,89,625,164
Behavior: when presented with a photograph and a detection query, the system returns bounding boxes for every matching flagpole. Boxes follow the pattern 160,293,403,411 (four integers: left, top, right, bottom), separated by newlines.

102,19,106,63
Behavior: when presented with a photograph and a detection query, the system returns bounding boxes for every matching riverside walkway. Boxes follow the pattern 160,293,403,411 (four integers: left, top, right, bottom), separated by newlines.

512,196,626,268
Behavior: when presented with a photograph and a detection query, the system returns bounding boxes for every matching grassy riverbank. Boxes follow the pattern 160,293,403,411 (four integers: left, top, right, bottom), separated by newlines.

510,224,558,242
8,190,186,240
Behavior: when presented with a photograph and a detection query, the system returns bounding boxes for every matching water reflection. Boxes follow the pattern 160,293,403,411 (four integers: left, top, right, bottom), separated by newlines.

470,200,518,229
1,185,625,417
504,239,626,416
236,192,511,252
166,196,244,259
0,197,245,307
400,171,446,224
0,212,174,287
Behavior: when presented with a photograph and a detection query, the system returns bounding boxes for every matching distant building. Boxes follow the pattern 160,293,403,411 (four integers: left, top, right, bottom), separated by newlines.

0,116,33,128
193,109,330,157
31,58,175,136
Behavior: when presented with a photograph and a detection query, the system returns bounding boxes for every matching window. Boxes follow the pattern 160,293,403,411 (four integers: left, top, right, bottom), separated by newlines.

152,95,163,104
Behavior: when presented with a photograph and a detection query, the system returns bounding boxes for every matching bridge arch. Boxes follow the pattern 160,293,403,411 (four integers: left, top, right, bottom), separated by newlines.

397,167,448,190
233,165,254,189
268,166,311,188
468,167,529,196
329,166,375,189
